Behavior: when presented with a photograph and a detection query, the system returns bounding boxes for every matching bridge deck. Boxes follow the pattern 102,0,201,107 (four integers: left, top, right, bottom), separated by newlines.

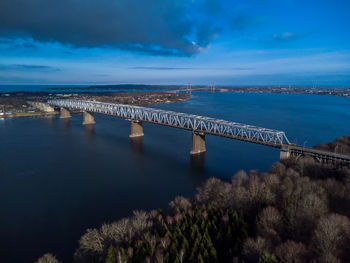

48,99,290,147
288,145,350,163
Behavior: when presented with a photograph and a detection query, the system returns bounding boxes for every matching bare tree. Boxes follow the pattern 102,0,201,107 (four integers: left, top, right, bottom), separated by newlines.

270,162,286,176
280,174,328,240
196,177,232,209
169,196,192,212
312,213,350,258
257,206,283,244
275,240,308,263
177,249,185,263
316,253,341,263
36,254,60,263
160,237,170,250
243,236,270,263
155,250,164,263
131,210,151,233
78,228,104,253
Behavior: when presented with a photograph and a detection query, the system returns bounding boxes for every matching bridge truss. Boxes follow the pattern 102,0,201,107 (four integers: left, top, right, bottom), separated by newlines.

48,99,290,147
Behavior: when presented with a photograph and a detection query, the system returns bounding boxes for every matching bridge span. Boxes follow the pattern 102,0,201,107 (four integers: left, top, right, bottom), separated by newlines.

47,99,350,164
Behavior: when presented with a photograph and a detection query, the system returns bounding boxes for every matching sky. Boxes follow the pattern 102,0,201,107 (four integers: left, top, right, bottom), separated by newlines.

0,0,349,86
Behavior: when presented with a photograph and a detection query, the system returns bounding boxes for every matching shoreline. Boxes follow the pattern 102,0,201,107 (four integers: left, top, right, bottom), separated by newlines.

0,91,191,118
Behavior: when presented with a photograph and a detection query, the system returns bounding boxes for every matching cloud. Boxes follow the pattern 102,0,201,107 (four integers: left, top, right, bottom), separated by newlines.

0,39,11,45
12,42,36,49
0,0,222,56
0,64,60,71
130,66,255,71
130,66,196,70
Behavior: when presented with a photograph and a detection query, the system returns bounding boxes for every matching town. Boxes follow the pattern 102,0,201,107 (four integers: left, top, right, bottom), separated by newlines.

0,91,190,118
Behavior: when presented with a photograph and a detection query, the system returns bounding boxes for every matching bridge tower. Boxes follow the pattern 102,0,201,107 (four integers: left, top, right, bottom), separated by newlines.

60,107,71,119
190,132,206,155
210,83,215,93
186,82,192,94
83,111,95,125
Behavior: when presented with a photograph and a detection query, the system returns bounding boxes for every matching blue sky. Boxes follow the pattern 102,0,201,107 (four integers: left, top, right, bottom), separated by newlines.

0,0,349,85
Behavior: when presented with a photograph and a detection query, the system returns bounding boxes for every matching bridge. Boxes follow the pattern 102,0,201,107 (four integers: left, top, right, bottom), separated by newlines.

47,99,350,164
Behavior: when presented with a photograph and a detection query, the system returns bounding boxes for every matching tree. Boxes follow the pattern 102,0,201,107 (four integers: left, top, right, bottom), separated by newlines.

257,206,283,243
36,254,60,263
258,253,278,263
275,240,308,263
243,236,270,263
105,246,117,263
312,213,350,258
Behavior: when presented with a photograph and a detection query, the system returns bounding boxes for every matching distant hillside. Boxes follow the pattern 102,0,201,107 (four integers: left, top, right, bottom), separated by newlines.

314,136,350,155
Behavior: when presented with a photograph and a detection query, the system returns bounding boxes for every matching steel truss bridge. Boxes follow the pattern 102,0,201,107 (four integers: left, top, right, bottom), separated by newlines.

47,99,350,164
48,99,290,147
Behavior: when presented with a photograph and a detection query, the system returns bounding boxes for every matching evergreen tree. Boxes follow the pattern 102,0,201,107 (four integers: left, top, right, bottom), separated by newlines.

105,246,117,263
258,253,278,263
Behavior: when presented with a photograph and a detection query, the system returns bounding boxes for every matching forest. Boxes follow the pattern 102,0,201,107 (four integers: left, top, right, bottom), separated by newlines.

37,156,350,263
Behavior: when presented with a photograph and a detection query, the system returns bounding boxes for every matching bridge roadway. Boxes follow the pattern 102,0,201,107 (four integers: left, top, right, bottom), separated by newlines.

282,145,350,164
47,99,350,164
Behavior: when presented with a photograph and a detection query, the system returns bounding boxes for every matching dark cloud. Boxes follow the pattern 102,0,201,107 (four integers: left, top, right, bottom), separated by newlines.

196,22,220,47
0,0,222,56
0,64,60,71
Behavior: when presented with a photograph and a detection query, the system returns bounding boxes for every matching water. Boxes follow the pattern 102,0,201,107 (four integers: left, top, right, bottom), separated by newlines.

0,85,86,92
0,85,165,93
0,92,349,262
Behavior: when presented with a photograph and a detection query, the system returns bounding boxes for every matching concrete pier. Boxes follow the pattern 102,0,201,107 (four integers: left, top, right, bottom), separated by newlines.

60,107,71,119
83,111,95,125
129,121,144,138
190,132,206,155
280,145,291,160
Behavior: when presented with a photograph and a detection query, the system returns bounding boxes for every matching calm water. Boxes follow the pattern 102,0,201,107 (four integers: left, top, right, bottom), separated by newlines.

1,92,350,262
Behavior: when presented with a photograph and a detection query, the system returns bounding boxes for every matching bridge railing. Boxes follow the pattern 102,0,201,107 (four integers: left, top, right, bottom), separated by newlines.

48,99,290,145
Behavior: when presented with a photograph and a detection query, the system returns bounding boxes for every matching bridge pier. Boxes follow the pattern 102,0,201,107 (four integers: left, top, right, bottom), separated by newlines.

280,145,291,160
129,120,144,138
190,132,206,155
60,107,71,119
83,111,95,125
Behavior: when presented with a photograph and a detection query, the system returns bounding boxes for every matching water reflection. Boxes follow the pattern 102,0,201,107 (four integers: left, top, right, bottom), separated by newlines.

84,124,96,147
190,153,206,173
61,118,71,128
130,136,144,155
84,124,95,136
